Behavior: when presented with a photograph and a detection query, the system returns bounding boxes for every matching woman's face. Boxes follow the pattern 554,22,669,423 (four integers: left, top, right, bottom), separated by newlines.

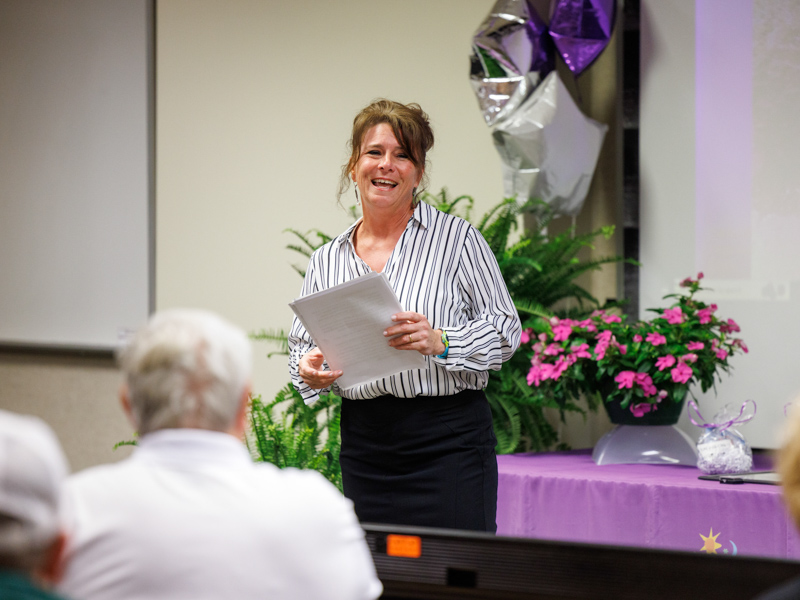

351,123,422,213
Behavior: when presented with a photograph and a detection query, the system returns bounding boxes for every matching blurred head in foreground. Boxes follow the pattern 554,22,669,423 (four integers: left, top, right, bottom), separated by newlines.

118,309,253,437
778,400,800,528
0,410,68,584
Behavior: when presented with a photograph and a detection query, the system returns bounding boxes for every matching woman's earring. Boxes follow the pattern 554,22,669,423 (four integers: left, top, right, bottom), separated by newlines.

412,187,418,206
354,185,360,206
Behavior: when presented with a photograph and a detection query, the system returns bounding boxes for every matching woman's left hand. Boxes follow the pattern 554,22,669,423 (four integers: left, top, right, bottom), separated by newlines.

384,311,446,356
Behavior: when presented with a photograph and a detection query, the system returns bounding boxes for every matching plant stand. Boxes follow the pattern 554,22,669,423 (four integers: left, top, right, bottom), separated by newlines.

592,424,698,466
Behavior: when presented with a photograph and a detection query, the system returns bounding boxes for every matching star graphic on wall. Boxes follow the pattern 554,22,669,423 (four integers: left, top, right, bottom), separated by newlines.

700,528,723,554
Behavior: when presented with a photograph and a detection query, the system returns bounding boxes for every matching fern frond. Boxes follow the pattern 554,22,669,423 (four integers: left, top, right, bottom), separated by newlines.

249,328,290,356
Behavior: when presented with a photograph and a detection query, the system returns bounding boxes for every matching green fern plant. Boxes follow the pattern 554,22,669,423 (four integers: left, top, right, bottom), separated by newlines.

246,384,343,490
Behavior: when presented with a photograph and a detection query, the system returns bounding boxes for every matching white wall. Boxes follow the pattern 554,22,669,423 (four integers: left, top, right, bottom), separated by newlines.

640,0,800,448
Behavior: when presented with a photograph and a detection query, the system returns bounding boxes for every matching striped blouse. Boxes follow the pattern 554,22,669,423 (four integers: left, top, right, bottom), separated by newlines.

288,200,522,405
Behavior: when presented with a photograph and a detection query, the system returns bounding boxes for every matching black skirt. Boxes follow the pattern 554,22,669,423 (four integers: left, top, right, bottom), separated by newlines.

339,389,498,532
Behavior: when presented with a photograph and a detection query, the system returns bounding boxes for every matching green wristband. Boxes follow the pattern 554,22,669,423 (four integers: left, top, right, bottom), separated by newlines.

435,330,449,359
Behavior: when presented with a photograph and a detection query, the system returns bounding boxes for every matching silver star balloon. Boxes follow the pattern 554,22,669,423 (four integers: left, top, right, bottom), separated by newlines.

491,71,608,217
470,0,554,127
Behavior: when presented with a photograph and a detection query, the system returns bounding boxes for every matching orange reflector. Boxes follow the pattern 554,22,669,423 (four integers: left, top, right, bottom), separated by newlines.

386,534,422,558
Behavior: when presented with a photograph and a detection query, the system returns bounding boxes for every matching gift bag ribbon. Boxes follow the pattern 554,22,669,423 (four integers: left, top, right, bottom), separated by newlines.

687,399,756,431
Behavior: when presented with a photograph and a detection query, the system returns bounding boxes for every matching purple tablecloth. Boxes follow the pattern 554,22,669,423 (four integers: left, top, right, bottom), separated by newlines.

497,450,800,560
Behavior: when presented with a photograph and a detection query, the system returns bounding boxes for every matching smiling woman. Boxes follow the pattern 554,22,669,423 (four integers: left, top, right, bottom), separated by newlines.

287,99,522,533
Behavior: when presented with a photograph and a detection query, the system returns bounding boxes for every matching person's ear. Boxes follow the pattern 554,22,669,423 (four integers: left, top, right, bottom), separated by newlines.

229,382,252,439
37,530,67,585
119,384,136,429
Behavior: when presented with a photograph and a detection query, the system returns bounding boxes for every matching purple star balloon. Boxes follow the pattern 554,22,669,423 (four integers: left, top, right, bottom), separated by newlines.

549,0,617,76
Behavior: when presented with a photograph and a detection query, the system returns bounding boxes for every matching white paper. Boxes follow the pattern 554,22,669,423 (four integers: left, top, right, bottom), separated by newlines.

289,271,425,390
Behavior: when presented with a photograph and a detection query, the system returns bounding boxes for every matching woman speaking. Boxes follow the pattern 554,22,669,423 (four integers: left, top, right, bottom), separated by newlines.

288,99,521,532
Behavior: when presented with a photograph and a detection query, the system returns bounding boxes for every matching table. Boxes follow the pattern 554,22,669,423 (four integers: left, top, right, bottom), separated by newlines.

496,450,800,560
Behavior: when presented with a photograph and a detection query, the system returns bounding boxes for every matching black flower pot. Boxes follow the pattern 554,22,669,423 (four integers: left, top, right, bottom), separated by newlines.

602,394,687,426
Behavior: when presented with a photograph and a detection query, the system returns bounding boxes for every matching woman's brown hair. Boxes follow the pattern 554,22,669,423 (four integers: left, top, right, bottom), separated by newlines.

338,99,434,204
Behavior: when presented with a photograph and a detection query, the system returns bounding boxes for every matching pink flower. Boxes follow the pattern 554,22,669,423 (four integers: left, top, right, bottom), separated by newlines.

671,362,693,384
720,318,741,334
656,355,676,371
527,365,543,386
539,363,556,381
551,357,570,380
663,307,685,324
633,334,642,343
646,332,667,346
716,348,729,360
658,390,668,400
687,341,704,351
538,333,547,343
520,328,532,344
635,372,657,396
615,371,636,389
570,343,592,359
680,272,703,288
544,343,564,356
697,308,713,324
528,362,559,386
630,403,655,417
603,314,622,324
598,330,613,342
733,339,749,353
594,330,614,361
552,323,574,342
618,344,627,355
527,363,553,386
681,353,698,364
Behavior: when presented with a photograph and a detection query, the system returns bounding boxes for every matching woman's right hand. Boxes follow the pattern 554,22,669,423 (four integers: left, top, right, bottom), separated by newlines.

298,347,343,389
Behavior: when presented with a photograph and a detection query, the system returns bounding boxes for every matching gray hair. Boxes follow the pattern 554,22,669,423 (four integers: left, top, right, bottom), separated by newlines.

118,309,252,436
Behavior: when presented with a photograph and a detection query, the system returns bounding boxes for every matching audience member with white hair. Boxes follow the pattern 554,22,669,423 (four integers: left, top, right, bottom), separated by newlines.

57,309,382,600
0,409,70,600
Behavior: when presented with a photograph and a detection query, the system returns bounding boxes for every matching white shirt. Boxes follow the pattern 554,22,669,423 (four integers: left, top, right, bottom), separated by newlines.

289,200,522,404
58,429,382,600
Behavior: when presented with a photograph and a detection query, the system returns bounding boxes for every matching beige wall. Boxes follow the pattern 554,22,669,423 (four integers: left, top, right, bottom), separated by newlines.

0,352,133,472
0,0,620,469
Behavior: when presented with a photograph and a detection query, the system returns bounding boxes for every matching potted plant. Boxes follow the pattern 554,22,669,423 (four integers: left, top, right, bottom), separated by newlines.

523,273,748,425
433,192,630,452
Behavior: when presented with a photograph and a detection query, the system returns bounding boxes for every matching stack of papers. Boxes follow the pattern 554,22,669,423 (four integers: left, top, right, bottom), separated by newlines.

289,272,425,390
